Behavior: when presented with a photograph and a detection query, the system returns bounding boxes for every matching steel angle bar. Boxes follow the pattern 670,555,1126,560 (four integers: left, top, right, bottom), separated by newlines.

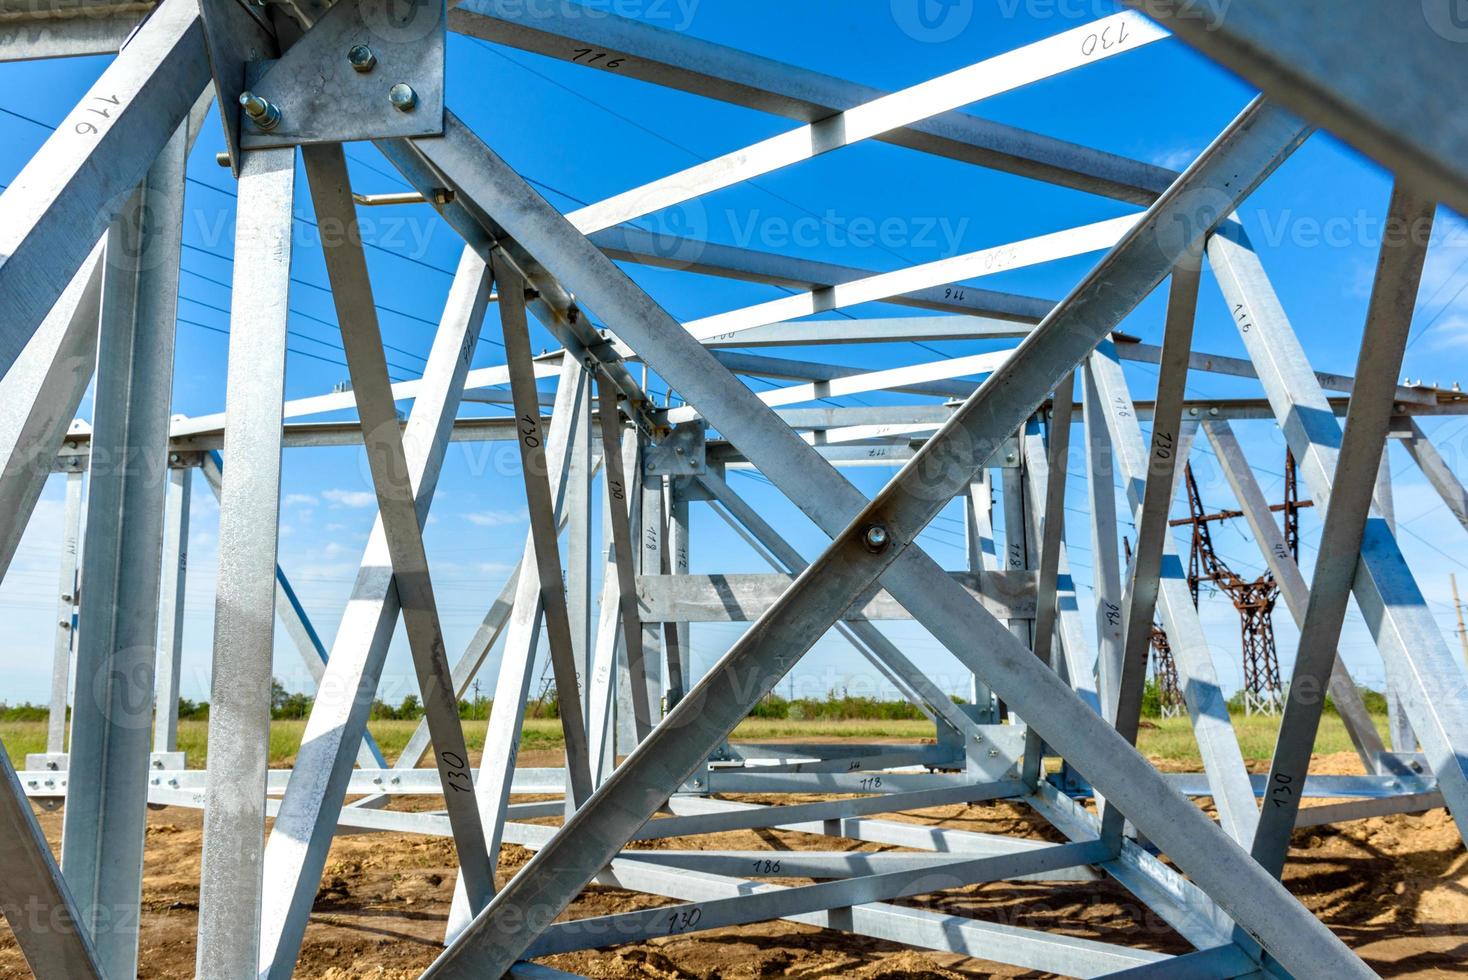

386,557,525,777
1293,792,1445,829
1123,0,1468,217
595,383,656,741
253,239,492,975
1087,342,1257,844
684,214,1141,343
592,226,1055,325
528,841,1107,957
0,745,102,978
446,355,589,940
0,247,102,582
198,451,387,771
588,433,639,783
615,849,1096,882
44,471,83,756
663,350,1009,424
557,11,1164,236
417,99,1367,980
665,482,690,708
1202,421,1385,771
597,864,1177,978
194,146,295,980
637,453,666,728
1020,402,1099,720
1083,366,1126,720
0,0,208,374
1400,419,1468,535
696,315,1031,349
296,144,493,923
493,256,594,804
449,0,1175,204
59,118,186,978
568,390,595,725
1208,219,1468,852
1114,336,1440,409
1096,260,1199,844
631,785,1021,841
1249,185,1433,878
151,466,190,755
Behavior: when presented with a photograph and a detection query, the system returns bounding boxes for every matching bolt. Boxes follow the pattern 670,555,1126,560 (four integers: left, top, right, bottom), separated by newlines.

863,524,890,552
238,91,281,132
388,83,418,112
1208,406,1219,417
347,44,377,72
988,749,1000,758
645,460,655,472
973,733,984,742
1188,406,1200,417
215,151,231,168
674,446,686,455
1005,450,1017,463
692,778,702,788
168,778,178,788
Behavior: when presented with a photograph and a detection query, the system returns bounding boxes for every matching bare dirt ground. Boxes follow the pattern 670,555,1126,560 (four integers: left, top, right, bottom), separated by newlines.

2,747,1465,978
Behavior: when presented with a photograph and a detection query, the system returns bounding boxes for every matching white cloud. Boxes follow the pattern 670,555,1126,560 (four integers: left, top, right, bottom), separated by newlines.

464,509,526,527
322,488,377,508
283,493,317,507
1149,144,1200,172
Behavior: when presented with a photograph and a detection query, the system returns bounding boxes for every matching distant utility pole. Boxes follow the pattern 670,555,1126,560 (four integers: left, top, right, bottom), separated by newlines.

1452,574,1468,670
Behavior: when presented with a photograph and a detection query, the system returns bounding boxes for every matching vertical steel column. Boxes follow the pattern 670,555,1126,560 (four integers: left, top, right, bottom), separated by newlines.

963,473,998,721
661,482,688,708
60,119,187,978
668,480,692,700
151,463,190,756
567,376,594,723
45,469,84,756
1083,365,1125,720
195,146,296,980
639,451,667,725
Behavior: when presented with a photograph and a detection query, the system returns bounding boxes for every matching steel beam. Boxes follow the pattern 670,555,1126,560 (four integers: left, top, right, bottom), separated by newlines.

151,465,190,755
0,0,207,374
60,119,186,978
1249,184,1433,877
195,145,296,980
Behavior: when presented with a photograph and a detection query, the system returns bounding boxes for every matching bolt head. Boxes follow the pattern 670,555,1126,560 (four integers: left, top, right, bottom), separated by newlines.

388,83,418,112
863,524,890,552
348,44,377,72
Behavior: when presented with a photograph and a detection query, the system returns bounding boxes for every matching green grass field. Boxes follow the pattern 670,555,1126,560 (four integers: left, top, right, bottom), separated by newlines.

2,712,1388,771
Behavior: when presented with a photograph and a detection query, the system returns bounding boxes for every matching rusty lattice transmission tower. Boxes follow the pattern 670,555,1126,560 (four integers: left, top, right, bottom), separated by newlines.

1167,452,1311,715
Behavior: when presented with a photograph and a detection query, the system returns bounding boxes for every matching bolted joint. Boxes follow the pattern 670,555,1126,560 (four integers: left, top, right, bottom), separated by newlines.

347,44,377,72
862,524,891,553
388,83,418,112
239,91,281,132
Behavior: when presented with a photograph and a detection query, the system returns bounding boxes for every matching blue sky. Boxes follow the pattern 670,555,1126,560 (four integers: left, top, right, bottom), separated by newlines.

2,0,1468,710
